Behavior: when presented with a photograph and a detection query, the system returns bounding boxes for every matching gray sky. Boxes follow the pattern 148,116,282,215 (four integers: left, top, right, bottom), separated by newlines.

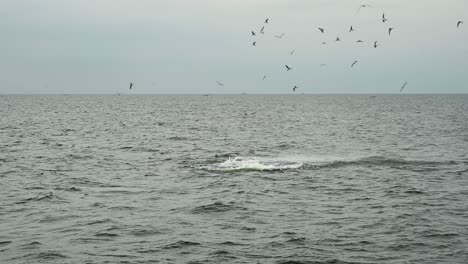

1,0,467,94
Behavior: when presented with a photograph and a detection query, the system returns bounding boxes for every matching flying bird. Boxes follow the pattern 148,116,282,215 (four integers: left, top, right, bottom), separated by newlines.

265,18,269,24
320,64,328,67
251,31,256,36
382,13,388,23
252,41,256,46
285,65,292,71
274,33,285,38
260,26,265,34
349,26,354,32
262,75,267,80
336,37,341,42
322,41,327,45
289,50,295,55
457,21,463,28
129,82,133,90
318,28,325,33
388,28,394,35
374,41,379,48
293,86,299,92
351,61,358,68
400,82,408,93
356,4,372,14
357,40,364,43
216,81,224,86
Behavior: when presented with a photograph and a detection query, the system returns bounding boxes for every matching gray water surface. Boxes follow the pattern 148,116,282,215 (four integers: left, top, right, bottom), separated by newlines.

1,95,467,263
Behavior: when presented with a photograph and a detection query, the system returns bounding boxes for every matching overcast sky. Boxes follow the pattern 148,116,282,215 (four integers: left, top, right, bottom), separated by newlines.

1,0,467,94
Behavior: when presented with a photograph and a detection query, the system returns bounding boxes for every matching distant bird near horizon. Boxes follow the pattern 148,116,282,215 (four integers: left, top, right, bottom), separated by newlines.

260,26,265,34
265,18,269,24
318,28,325,33
322,41,327,44
216,81,224,86
289,50,295,55
349,26,354,32
274,33,285,38
357,40,364,43
285,65,292,71
374,41,379,48
252,41,256,46
400,82,408,93
457,21,463,28
357,4,372,14
251,31,256,36
336,37,341,42
382,13,388,23
389,28,394,35
320,64,328,67
129,82,133,90
262,75,267,80
351,61,358,68
293,86,299,92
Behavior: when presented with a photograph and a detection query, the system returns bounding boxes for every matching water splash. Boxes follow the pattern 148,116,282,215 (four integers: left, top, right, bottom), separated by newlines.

200,156,304,172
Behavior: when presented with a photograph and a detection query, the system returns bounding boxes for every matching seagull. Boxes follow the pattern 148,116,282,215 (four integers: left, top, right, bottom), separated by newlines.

336,37,341,42
400,82,408,93
252,41,256,46
251,31,256,36
457,21,463,28
382,13,388,23
274,33,285,38
260,26,265,34
289,50,295,55
216,81,224,86
318,28,325,33
349,26,354,32
357,4,372,14
374,41,379,48
262,75,267,80
322,41,327,45
293,86,299,92
285,65,292,71
357,40,364,43
351,60,358,68
265,18,269,24
388,28,394,35
129,82,133,90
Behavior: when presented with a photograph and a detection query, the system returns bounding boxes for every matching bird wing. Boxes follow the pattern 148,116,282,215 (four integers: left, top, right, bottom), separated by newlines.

400,82,408,92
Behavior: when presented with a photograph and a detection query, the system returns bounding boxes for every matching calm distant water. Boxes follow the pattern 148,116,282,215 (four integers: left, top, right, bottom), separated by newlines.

1,95,467,264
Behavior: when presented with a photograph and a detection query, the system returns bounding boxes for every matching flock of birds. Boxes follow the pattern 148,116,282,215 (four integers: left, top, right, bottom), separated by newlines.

247,12,404,93
127,4,464,94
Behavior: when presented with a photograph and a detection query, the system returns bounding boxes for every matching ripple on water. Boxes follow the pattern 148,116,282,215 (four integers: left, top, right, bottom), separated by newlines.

190,201,245,214
162,240,201,249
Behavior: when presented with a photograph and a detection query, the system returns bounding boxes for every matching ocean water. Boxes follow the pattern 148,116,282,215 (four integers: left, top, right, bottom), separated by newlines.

1,95,467,264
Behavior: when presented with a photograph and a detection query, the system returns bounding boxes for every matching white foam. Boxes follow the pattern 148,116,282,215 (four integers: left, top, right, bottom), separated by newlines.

202,156,303,172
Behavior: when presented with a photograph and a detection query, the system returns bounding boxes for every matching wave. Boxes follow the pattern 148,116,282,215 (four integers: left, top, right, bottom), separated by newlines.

197,155,454,173
190,201,244,214
163,240,201,249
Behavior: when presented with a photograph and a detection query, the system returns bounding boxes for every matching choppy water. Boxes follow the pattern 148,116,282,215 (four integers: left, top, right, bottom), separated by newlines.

1,95,468,264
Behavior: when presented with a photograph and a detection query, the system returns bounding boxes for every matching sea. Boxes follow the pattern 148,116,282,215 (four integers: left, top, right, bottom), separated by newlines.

1,95,467,264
